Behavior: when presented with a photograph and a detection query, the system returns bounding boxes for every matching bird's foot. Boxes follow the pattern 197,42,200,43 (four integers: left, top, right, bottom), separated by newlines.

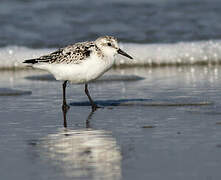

62,103,70,112
91,104,102,112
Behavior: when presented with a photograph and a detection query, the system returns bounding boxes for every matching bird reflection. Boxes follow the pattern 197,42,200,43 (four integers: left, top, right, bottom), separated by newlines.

38,108,122,180
62,105,94,128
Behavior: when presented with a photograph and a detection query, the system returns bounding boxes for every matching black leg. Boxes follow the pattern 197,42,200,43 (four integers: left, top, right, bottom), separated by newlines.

84,84,98,111
63,105,67,128
62,81,70,111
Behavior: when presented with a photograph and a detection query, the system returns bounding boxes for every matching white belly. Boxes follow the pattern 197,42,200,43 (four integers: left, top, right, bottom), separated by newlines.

34,56,114,83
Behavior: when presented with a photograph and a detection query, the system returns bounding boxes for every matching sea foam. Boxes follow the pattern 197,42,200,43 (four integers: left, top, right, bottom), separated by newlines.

0,40,221,69
118,40,221,67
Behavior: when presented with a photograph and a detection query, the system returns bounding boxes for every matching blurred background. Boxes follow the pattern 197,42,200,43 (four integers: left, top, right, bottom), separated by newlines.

1,0,221,68
1,0,221,48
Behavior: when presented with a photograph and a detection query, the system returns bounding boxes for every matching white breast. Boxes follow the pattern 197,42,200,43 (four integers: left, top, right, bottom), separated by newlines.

34,54,115,83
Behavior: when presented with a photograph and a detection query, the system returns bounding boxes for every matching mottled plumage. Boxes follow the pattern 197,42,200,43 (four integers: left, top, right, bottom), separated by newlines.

24,41,103,64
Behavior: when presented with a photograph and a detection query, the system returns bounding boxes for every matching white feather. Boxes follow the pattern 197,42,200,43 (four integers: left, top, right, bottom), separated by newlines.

33,53,115,83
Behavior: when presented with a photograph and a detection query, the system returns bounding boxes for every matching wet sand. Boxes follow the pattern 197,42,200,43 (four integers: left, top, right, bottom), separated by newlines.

1,66,221,180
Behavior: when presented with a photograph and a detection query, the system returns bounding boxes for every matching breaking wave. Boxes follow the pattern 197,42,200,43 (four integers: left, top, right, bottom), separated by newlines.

1,40,221,69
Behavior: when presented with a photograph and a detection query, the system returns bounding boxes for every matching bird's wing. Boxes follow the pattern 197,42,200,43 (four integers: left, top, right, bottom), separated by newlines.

23,41,95,64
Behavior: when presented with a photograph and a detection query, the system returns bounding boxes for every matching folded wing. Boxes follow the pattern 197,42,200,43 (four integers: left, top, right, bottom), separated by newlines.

23,41,95,65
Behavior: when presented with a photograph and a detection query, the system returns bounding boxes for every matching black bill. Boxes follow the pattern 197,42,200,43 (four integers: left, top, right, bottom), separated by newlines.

117,49,133,59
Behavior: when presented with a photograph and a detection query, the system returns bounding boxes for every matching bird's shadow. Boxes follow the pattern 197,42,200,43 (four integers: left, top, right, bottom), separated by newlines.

70,98,152,107
70,98,213,107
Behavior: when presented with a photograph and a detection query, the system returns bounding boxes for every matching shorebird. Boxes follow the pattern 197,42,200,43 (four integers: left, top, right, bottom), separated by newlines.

23,36,133,111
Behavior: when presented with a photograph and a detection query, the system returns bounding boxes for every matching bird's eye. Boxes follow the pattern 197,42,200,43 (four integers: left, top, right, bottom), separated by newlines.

107,43,112,46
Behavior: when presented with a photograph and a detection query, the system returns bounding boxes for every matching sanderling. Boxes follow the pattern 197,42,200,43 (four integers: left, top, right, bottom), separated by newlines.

23,36,133,111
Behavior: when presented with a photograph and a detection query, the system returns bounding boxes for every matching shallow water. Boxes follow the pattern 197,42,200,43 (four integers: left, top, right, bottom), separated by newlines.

1,0,221,179
1,67,221,180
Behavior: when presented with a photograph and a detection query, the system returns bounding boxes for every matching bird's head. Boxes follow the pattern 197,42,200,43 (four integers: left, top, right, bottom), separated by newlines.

95,36,133,59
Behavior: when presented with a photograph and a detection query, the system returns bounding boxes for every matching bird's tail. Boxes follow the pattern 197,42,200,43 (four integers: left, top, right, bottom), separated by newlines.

23,58,39,64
